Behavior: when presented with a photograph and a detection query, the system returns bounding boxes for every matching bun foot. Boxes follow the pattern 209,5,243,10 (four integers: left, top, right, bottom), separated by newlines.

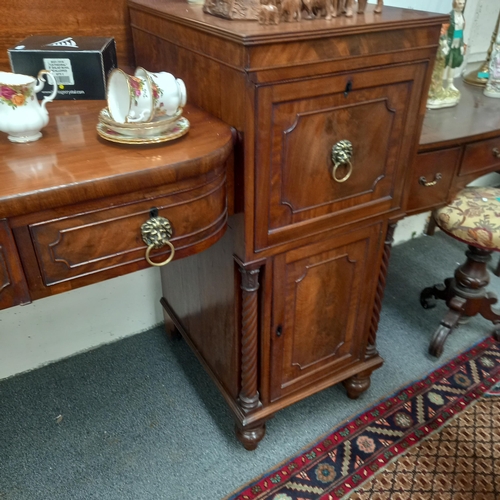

343,371,372,399
235,422,266,450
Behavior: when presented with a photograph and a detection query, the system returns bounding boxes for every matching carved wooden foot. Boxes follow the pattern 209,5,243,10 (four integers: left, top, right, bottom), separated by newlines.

420,278,453,309
235,422,267,451
343,370,372,399
428,299,464,357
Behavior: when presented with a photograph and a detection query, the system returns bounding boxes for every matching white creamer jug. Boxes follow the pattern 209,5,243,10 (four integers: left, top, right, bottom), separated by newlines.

0,70,57,143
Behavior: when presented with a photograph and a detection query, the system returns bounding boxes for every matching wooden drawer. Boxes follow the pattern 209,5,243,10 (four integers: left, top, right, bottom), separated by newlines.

406,147,460,213
27,173,226,287
459,136,500,177
254,63,428,251
0,219,30,310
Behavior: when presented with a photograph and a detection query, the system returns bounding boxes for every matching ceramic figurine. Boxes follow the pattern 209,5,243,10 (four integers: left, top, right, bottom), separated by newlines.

484,32,500,98
427,0,465,110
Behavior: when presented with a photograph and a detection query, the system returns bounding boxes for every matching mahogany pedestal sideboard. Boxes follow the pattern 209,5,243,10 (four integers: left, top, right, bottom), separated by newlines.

0,101,234,310
128,1,449,449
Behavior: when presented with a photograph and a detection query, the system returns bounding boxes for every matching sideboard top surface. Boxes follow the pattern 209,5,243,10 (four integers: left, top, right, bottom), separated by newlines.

128,0,447,44
0,101,233,218
420,80,500,150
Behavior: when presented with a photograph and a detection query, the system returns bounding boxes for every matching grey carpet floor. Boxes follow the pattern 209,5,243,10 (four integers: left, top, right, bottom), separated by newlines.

1,231,499,500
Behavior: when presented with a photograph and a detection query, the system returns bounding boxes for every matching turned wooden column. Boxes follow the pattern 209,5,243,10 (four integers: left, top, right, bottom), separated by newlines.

235,260,266,450
366,222,397,358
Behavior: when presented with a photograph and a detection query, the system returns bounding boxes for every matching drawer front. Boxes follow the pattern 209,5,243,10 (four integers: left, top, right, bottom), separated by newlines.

406,147,460,213
269,221,384,401
459,136,500,177
254,63,428,251
0,219,30,310
29,173,226,286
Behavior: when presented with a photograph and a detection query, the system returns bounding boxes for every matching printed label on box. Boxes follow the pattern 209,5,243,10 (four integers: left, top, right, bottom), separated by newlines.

43,58,75,85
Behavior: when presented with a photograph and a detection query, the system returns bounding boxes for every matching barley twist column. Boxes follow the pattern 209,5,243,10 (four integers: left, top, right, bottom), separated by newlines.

238,265,261,412
366,222,397,358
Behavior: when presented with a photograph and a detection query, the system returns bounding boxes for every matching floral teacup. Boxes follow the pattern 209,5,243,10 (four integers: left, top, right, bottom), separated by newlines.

135,67,186,117
107,68,154,124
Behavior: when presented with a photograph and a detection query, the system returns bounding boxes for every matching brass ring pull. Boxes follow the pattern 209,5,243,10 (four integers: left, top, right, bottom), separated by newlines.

419,173,442,187
141,212,175,268
145,240,175,267
493,148,500,158
332,160,353,183
331,140,353,183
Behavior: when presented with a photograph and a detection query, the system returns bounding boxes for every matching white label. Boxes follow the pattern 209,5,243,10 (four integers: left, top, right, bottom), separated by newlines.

43,58,75,85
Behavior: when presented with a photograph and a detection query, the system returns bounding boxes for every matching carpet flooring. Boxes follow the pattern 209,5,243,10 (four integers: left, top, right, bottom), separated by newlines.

1,231,500,500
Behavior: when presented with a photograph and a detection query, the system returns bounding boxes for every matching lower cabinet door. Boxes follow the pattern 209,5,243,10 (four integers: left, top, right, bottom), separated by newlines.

269,221,384,402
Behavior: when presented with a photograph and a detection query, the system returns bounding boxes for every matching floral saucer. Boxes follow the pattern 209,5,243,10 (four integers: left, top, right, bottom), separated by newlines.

98,107,183,138
97,117,190,145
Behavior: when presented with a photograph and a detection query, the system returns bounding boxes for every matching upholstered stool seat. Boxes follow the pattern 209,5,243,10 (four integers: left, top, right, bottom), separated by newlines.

421,187,500,357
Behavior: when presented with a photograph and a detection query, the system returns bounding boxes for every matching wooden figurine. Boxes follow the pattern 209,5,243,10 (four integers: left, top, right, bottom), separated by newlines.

357,0,383,14
302,0,334,20
259,0,280,24
281,0,301,22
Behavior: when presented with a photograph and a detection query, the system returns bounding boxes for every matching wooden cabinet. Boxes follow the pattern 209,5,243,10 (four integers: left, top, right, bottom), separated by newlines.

129,0,446,449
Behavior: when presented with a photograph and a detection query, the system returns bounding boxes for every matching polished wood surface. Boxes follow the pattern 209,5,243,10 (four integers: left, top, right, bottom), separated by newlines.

0,0,135,71
420,80,500,149
131,1,446,449
0,100,233,304
0,102,233,218
406,82,500,214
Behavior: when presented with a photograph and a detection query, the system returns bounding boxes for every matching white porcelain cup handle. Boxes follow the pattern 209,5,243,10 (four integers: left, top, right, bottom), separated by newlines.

126,110,150,123
36,70,58,110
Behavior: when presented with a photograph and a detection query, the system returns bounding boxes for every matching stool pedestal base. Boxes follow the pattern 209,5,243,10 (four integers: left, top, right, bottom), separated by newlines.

420,245,500,357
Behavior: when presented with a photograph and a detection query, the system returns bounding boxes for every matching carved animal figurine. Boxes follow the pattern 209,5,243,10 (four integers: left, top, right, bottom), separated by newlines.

281,0,301,22
333,0,354,17
357,0,383,13
302,0,334,20
259,0,280,24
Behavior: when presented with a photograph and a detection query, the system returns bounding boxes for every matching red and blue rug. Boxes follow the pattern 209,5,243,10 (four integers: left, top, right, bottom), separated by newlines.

228,337,500,500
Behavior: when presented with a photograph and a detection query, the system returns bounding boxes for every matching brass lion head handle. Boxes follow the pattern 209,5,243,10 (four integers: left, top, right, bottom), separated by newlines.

141,209,175,267
331,140,353,183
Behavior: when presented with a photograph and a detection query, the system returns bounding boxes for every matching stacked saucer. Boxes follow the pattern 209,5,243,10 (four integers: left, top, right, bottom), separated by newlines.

97,67,189,145
97,107,189,145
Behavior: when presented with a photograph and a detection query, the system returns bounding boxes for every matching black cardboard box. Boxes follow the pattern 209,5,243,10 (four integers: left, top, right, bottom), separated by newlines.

8,36,117,100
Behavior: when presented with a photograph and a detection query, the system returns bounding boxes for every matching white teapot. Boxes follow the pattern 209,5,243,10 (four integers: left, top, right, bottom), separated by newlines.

0,70,57,143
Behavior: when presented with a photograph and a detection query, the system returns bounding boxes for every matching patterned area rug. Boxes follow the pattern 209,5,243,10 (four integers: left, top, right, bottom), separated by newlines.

227,337,500,500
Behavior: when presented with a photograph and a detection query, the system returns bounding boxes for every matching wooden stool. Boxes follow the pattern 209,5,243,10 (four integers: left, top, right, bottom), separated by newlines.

420,187,500,357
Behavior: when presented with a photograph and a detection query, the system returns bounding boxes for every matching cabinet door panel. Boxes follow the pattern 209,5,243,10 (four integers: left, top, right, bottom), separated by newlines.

255,63,427,251
270,221,384,401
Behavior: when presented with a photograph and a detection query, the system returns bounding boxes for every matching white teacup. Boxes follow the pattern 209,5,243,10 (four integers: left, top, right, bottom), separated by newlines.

135,67,187,117
107,69,154,124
